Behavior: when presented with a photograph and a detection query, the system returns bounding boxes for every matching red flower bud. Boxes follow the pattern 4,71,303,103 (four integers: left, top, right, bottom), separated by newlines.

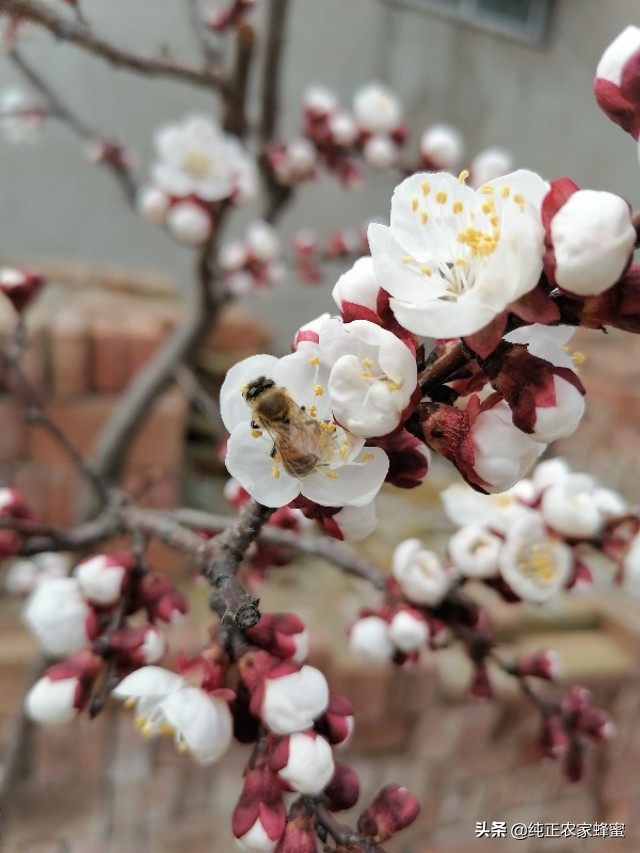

357,784,420,843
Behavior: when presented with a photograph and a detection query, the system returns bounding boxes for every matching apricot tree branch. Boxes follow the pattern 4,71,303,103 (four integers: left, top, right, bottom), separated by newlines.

3,0,230,93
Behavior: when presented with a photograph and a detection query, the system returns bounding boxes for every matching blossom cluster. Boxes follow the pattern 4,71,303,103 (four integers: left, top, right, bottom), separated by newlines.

21,551,187,725
137,114,256,244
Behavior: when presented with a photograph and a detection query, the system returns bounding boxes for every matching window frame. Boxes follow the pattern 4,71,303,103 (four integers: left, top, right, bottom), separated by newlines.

382,0,554,47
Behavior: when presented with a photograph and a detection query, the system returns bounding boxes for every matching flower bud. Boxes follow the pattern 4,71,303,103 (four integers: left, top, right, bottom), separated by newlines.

594,26,640,138
256,664,329,735
110,625,166,665
245,613,309,663
392,538,451,606
233,767,286,852
0,266,45,312
448,524,502,579
270,730,335,794
419,123,464,170
74,552,134,606
23,577,91,657
353,82,402,135
363,135,397,169
332,257,381,320
137,185,170,224
577,706,615,741
517,649,563,681
388,609,429,653
349,615,393,662
303,85,338,118
469,146,513,188
358,784,420,843
315,693,354,747
167,201,212,244
324,761,361,811
540,715,570,759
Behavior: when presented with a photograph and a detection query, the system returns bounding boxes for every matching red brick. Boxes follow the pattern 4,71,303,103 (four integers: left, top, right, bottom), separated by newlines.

127,312,165,377
128,386,188,470
50,306,92,397
12,462,51,518
46,465,83,527
0,396,26,463
91,311,132,393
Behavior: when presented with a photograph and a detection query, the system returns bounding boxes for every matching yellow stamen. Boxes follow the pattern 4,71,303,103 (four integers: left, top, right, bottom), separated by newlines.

421,212,429,225
251,429,262,439
411,197,419,212
401,254,414,264
134,716,146,730
500,185,510,198
419,265,432,276
362,357,373,367
458,170,469,184
314,384,323,396
361,453,375,462
326,471,339,479
142,722,154,739
339,446,348,458
452,201,463,214
572,352,586,366
519,543,557,583
123,697,136,709
436,190,447,204
240,384,248,395
177,741,188,754
272,466,280,479
421,180,431,195
309,355,320,366
454,258,469,267
479,185,494,194
309,405,317,418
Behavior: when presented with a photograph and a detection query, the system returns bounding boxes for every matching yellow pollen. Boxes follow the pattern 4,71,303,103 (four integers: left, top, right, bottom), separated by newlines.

452,201,464,214
513,193,525,211
309,405,317,418
401,254,414,264
457,225,499,258
387,378,402,391
490,214,499,227
240,384,248,394
458,169,469,184
158,723,176,737
142,722,154,739
497,494,514,507
572,351,586,366
411,197,419,212
500,185,510,198
454,258,469,267
361,370,373,378
123,697,136,709
481,201,495,215
421,212,429,225
421,180,431,195
314,385,323,396
518,543,557,583
272,466,280,479
326,471,339,479
251,429,262,439
361,453,375,462
339,446,348,458
362,357,373,367
309,355,320,366
436,190,448,204
479,185,494,195
420,265,432,276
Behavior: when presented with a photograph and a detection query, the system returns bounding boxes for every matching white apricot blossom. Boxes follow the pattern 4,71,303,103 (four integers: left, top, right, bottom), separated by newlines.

113,666,233,764
550,190,635,296
392,538,452,606
260,665,329,735
319,318,417,438
353,82,402,134
220,351,389,508
368,170,547,339
448,524,502,578
469,146,514,188
498,515,573,603
441,481,536,534
151,114,256,202
419,123,465,170
23,577,90,657
539,473,606,538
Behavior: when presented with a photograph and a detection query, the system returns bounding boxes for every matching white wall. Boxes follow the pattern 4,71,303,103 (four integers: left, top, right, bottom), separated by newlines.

0,0,638,348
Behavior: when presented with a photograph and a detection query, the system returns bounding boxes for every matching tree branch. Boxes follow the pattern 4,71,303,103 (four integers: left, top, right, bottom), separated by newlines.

3,0,230,94
222,21,255,138
8,48,138,204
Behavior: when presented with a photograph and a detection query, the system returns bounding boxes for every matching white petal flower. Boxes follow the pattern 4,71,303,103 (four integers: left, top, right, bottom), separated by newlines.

303,85,339,116
551,190,635,296
388,610,429,652
353,82,402,134
261,665,329,735
236,819,279,853
74,554,127,606
166,201,211,244
369,170,547,339
332,257,381,315
441,482,536,534
540,474,604,538
363,135,398,169
498,514,573,603
596,26,640,85
246,220,281,262
23,577,90,657
349,616,394,661
470,401,545,492
328,110,358,146
320,318,417,438
531,457,571,493
113,666,233,764
392,539,451,606
419,123,465,170
448,524,502,578
277,732,335,794
220,350,389,508
137,185,170,224
152,114,255,203
327,501,377,541
25,675,78,725
469,146,514,188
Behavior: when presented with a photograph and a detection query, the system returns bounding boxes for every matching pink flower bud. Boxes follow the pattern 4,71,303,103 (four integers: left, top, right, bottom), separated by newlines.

303,85,339,118
358,784,420,843
594,26,640,138
0,266,45,312
232,767,286,852
560,685,592,719
110,625,166,665
74,552,134,606
24,651,101,725
540,715,570,759
324,761,361,812
137,574,188,626
578,707,615,741
314,693,354,749
274,812,317,853
517,650,563,681
245,613,309,663
269,730,335,794
253,662,330,735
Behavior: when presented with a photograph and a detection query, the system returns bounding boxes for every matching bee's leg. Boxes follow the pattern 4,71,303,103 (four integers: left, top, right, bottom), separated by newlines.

250,420,259,430
270,444,277,458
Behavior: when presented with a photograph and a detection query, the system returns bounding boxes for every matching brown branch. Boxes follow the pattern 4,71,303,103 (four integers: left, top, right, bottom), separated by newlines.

3,0,230,93
9,48,138,203
92,233,227,483
222,22,255,138
418,340,475,396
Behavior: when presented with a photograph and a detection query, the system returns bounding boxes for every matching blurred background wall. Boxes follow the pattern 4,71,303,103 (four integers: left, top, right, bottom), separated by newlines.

0,0,639,348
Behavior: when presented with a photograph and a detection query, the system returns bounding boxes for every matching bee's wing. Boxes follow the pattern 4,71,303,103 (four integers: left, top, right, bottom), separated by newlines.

276,415,335,479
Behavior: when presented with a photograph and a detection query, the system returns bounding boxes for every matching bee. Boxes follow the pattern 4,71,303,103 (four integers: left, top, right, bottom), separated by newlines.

243,376,336,478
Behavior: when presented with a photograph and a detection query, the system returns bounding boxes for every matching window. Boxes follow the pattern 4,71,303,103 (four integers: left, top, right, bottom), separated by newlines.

385,0,553,46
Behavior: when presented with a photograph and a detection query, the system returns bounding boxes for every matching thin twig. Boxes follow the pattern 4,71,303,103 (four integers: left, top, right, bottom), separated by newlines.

222,21,255,138
9,48,138,203
3,0,230,93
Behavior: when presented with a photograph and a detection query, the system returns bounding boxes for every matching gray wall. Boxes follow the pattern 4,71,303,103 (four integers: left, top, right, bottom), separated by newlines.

1,0,639,349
